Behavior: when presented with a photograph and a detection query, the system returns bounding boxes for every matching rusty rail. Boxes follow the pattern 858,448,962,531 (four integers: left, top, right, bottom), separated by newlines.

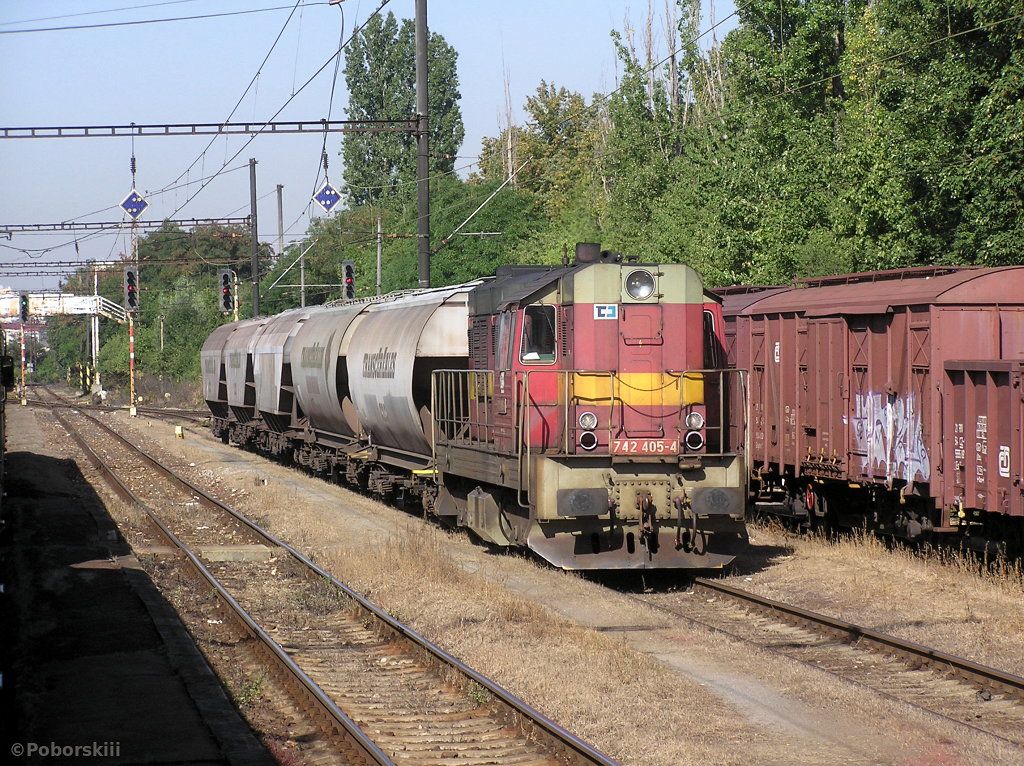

28,395,208,422
693,577,1024,701
49,407,393,765
41,388,620,766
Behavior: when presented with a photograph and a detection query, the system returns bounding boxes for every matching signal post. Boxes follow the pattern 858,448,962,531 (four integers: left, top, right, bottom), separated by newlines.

128,314,136,417
124,266,139,416
19,325,26,406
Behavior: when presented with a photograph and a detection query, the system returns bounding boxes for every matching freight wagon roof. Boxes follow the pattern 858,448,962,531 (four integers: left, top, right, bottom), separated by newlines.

715,286,792,316
739,267,1024,317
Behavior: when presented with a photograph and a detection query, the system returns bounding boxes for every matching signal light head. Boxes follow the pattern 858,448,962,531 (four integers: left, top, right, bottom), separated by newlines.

123,268,139,311
217,269,235,314
342,260,356,299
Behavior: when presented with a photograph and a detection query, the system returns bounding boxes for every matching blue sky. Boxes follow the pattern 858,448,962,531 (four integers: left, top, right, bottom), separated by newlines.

0,0,736,291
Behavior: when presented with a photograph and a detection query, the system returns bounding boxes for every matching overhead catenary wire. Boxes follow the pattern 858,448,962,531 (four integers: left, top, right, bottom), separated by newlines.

162,1,305,199
0,3,331,35
0,0,204,27
8,0,310,265
167,0,395,222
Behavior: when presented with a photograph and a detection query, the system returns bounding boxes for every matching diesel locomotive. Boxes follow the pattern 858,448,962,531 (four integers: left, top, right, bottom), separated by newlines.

202,244,748,570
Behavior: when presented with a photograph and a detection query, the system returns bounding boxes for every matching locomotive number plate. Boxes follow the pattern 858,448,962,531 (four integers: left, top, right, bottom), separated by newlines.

611,438,679,455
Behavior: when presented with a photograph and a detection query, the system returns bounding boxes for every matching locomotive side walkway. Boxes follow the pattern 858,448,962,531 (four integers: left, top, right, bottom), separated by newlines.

0,404,272,766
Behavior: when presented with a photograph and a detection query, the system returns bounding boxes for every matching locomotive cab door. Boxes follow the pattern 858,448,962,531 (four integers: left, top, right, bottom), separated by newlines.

491,309,518,454
617,302,666,439
518,304,563,453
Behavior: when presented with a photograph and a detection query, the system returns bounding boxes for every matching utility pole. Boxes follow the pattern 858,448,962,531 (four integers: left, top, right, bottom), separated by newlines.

415,0,430,288
158,314,165,400
276,183,284,260
376,215,383,296
130,218,139,416
300,248,306,308
92,263,100,393
249,158,260,317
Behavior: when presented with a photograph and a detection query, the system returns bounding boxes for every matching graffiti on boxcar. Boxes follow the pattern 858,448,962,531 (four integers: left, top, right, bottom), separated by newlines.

851,392,930,483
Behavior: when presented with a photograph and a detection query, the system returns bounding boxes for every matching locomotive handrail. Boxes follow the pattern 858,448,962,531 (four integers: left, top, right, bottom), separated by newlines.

434,367,745,505
431,369,520,456
520,369,616,508
666,368,747,457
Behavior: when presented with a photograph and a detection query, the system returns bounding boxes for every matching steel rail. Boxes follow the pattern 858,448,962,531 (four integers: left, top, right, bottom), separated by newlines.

49,407,392,765
28,397,208,422
41,389,620,766
693,577,1024,701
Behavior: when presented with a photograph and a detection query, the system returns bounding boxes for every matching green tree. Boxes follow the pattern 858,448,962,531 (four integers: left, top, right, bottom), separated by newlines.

342,11,464,205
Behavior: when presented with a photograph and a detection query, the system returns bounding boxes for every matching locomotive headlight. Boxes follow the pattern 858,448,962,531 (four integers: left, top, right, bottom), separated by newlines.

579,431,599,451
684,430,705,452
624,269,656,300
685,411,705,430
578,411,599,430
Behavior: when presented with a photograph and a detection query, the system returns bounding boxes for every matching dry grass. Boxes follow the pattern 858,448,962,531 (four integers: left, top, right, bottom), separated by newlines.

732,521,1024,670
303,525,789,766
97,411,1024,765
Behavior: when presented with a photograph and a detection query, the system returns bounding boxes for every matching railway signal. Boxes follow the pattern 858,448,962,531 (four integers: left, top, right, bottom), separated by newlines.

123,267,139,312
217,269,236,315
120,188,148,220
19,292,29,321
342,260,356,299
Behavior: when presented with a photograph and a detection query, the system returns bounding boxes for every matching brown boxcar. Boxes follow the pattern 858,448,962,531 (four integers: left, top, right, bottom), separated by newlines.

721,266,1024,552
943,360,1023,546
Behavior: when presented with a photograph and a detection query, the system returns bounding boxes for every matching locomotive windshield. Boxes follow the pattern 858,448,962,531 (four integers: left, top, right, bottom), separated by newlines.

520,305,556,363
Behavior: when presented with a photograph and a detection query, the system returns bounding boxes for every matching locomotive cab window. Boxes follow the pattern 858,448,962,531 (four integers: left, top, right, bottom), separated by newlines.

520,305,557,364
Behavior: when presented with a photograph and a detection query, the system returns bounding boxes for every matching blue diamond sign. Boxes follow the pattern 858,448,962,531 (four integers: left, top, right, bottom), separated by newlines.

121,189,149,220
313,182,341,213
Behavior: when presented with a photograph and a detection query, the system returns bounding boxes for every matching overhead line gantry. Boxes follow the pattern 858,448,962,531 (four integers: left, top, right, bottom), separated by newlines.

0,119,416,140
0,217,251,234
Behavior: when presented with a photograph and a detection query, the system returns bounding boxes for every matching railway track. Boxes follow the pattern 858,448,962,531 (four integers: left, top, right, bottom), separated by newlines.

26,392,208,423
39,390,618,766
631,580,1024,747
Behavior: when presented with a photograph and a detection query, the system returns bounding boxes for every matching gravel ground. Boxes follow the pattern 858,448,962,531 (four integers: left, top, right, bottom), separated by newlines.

95,406,1024,766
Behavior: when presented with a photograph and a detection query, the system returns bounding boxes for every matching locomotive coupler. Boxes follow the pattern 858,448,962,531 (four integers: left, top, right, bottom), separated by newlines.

636,491,656,550
672,495,705,553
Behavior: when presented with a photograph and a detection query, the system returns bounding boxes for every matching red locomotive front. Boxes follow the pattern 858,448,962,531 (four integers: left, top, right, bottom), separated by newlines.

432,244,748,569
